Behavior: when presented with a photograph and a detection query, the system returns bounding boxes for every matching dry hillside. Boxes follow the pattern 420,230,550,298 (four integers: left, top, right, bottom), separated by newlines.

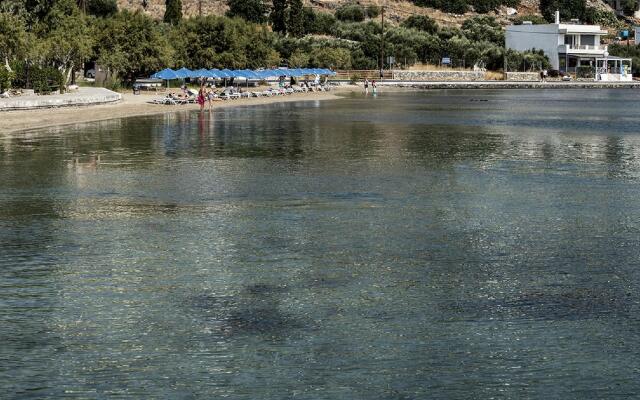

117,0,619,27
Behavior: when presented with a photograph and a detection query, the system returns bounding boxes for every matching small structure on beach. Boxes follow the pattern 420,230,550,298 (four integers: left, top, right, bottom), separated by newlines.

506,11,632,81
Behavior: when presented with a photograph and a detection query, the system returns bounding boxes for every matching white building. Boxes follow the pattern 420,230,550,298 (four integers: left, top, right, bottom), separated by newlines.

506,11,608,72
506,11,632,81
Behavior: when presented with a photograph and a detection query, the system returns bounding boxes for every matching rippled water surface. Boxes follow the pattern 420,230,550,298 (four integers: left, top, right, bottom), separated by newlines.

2,90,640,399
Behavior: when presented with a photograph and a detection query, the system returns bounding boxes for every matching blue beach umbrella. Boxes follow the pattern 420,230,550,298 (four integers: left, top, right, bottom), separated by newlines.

151,68,179,80
260,69,280,78
231,70,248,78
241,70,261,79
215,69,231,78
150,68,180,88
174,67,192,79
193,68,212,78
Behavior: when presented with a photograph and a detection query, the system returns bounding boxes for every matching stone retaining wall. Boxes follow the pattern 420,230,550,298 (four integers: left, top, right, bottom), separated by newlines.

506,72,540,81
393,70,485,81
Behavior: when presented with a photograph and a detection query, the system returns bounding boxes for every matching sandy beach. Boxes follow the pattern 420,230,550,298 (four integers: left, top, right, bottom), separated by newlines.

0,88,351,134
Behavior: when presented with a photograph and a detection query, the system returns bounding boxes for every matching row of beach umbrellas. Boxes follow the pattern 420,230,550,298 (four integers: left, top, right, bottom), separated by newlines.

151,67,336,80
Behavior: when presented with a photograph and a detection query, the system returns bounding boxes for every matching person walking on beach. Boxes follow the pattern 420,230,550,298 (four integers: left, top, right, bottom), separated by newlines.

364,78,369,94
197,85,206,112
206,85,215,111
372,80,377,95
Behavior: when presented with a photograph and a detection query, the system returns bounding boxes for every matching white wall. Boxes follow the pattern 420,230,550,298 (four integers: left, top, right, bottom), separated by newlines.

506,25,562,69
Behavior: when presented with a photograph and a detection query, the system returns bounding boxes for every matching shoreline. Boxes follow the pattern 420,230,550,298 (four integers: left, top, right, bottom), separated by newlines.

0,89,351,134
4,81,640,134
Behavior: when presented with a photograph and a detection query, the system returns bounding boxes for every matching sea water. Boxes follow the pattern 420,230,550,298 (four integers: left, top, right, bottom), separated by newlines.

1,90,640,398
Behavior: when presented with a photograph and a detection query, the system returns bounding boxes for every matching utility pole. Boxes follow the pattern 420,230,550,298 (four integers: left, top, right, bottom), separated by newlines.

380,5,385,79
198,0,202,16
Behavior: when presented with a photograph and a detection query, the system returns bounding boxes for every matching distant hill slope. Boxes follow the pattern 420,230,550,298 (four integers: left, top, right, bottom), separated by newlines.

116,0,618,27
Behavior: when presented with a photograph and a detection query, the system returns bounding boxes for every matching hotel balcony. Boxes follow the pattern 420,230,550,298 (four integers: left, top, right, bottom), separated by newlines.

558,44,608,54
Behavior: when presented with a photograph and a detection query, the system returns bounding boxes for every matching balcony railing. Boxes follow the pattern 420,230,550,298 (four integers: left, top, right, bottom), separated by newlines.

559,44,607,52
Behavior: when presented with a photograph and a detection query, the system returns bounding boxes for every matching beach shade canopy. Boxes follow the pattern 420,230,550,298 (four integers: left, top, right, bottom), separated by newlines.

208,69,222,78
151,68,180,80
241,70,261,79
174,67,192,79
253,70,268,79
259,69,281,78
230,70,249,79
193,68,213,78
214,69,231,78
292,69,309,77
221,69,235,78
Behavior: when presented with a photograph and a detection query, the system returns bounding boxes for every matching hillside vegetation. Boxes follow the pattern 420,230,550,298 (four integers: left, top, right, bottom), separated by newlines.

0,0,637,94
115,0,625,27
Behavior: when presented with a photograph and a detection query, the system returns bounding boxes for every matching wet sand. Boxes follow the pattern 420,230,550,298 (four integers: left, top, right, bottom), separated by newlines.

1,88,353,134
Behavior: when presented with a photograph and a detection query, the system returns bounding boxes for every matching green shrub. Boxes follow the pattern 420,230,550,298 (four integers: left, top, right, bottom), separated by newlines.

0,67,14,92
583,7,620,28
505,48,551,71
349,73,361,84
576,65,595,78
365,5,380,18
9,61,65,93
30,67,64,94
401,15,438,34
104,75,121,91
335,4,365,22
512,15,547,25
87,0,118,17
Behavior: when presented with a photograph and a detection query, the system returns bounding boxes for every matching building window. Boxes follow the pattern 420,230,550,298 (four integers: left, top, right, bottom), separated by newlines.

581,35,595,46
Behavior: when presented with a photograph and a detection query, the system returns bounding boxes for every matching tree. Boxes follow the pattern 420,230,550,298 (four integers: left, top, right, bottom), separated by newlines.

287,0,303,37
43,10,93,84
164,0,182,24
335,4,365,22
271,0,287,33
226,0,267,23
622,0,638,15
461,16,503,45
365,5,380,18
539,0,586,22
171,15,279,69
401,15,438,34
95,10,174,82
310,12,336,34
312,47,351,69
0,12,29,71
87,0,118,17
288,49,309,67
